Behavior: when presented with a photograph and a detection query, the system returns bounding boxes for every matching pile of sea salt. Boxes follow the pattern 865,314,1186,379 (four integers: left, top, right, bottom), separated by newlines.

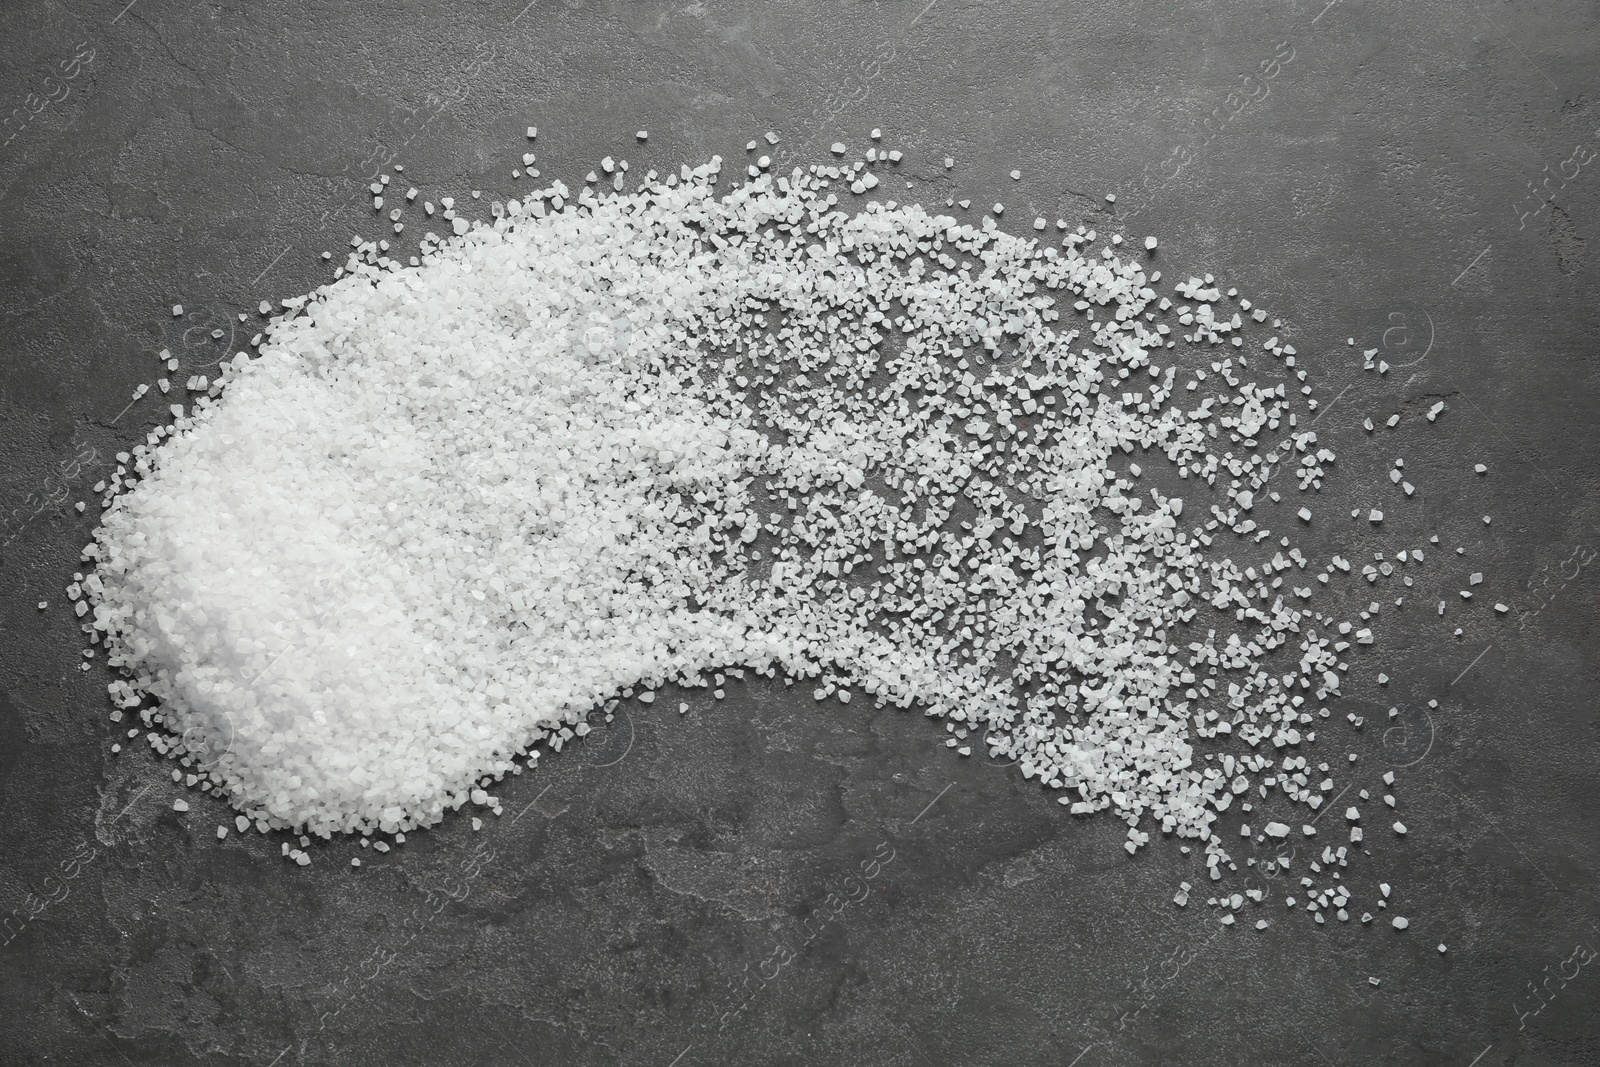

82,145,1425,922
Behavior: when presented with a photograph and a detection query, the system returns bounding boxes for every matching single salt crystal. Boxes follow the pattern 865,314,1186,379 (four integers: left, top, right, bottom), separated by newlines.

1298,507,1312,522
172,304,184,316
870,128,881,139
1144,236,1157,251
831,142,846,155
1392,821,1407,835
526,126,537,138
216,825,228,839
1369,509,1383,522
1009,169,1021,180
173,799,189,812
1392,916,1409,930
636,130,648,140
1265,822,1290,838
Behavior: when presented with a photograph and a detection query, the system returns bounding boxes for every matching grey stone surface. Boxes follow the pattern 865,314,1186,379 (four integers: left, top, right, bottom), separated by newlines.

2,0,1598,1064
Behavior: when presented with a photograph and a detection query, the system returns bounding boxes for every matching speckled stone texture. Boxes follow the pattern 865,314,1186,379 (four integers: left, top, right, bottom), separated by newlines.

2,1,1597,1064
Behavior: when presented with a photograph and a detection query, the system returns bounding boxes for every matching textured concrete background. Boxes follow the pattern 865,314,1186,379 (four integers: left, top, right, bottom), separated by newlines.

2,0,1598,1064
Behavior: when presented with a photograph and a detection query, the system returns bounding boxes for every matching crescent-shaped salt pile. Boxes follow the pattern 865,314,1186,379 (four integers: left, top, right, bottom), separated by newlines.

85,152,1361,891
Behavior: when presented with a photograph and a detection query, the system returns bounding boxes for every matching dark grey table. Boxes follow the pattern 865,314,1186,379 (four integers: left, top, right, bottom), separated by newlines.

2,1,1597,1064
